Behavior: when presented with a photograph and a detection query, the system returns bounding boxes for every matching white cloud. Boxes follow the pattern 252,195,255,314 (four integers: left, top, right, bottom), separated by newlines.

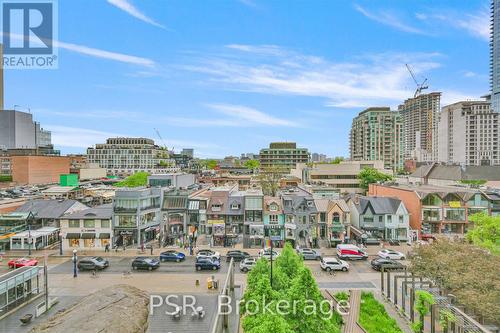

166,103,299,128
183,46,447,108
107,0,166,29
55,40,156,67
354,4,427,35
47,126,125,148
3,32,155,67
415,7,490,41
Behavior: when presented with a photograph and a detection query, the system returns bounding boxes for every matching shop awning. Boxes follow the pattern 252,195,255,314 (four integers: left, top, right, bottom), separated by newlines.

66,233,81,239
99,233,110,239
81,233,95,239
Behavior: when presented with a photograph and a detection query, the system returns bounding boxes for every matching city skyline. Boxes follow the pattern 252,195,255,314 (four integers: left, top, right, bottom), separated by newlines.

5,0,491,158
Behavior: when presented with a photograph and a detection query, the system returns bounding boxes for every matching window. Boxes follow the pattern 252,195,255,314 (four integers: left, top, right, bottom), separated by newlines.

332,213,340,223
444,208,465,221
68,239,79,247
211,204,222,212
231,203,240,210
363,216,374,223
269,203,278,212
423,208,441,221
68,220,80,228
399,215,404,223
101,219,110,228
422,194,442,206
269,215,279,223
84,220,95,228
378,216,383,222
387,215,392,223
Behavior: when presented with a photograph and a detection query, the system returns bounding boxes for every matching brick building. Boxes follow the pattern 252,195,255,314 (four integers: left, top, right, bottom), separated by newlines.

11,156,71,185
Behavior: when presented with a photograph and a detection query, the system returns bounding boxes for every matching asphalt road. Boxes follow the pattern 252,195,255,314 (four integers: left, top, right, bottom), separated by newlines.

49,256,232,275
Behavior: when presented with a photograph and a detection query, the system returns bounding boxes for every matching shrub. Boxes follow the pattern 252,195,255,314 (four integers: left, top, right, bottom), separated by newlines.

359,292,403,333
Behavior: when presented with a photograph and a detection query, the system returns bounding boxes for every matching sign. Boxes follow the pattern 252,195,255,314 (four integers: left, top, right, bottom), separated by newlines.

207,219,224,225
118,230,133,236
449,201,461,208
1,0,58,69
284,223,296,230
270,236,281,241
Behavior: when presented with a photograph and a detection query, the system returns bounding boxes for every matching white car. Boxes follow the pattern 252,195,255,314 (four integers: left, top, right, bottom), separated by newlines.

320,257,349,272
239,258,257,272
196,249,221,260
258,249,280,260
377,249,406,260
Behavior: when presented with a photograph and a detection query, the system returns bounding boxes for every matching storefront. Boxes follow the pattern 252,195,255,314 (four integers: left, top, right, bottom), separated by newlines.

0,266,42,314
285,223,296,247
10,227,59,251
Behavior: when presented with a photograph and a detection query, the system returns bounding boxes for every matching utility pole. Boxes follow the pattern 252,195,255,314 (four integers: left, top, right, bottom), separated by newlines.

44,257,48,312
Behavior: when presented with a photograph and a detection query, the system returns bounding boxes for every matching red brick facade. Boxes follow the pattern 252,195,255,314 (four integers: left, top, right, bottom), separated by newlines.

11,156,71,185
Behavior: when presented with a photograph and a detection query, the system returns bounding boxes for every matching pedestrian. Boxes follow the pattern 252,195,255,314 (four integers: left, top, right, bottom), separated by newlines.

150,245,153,255
105,243,109,252
141,242,144,252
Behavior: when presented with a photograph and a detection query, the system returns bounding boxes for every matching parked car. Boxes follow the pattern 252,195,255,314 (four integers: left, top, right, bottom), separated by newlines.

195,258,220,271
132,257,160,271
159,250,185,262
320,257,349,272
297,248,321,260
377,249,405,260
77,257,109,270
239,258,257,272
371,258,405,271
336,244,368,260
258,248,280,260
196,249,221,261
226,250,250,262
8,258,38,269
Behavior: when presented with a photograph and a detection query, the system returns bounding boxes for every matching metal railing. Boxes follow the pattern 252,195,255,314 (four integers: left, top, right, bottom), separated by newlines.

210,258,236,333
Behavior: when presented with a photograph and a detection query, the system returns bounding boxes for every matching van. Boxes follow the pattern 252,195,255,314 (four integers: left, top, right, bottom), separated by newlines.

336,244,368,260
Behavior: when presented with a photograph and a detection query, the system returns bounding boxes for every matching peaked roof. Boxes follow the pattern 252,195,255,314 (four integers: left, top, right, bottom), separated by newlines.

411,164,500,181
357,196,402,215
16,200,89,219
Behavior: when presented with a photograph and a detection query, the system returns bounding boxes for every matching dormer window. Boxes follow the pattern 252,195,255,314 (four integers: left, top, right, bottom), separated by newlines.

231,203,240,210
269,203,278,212
211,204,222,212
307,201,314,207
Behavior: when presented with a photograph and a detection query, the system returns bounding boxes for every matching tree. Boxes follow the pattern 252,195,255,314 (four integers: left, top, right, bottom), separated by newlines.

244,313,293,333
205,159,218,170
257,166,287,196
409,239,500,324
330,156,344,164
412,291,435,333
115,172,149,187
244,159,260,170
358,167,393,190
467,213,500,255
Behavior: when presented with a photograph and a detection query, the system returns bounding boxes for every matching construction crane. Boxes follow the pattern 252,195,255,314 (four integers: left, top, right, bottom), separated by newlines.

154,128,171,151
405,63,428,98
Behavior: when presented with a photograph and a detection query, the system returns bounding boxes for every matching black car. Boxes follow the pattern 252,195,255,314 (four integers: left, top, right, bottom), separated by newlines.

226,250,250,262
195,258,221,271
132,257,160,271
371,258,405,271
77,257,109,270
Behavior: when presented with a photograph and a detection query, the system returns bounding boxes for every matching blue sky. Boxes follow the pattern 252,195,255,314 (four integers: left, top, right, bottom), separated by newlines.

5,0,491,158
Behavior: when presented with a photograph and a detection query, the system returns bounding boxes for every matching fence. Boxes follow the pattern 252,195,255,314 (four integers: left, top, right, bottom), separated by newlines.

210,258,237,333
380,268,496,333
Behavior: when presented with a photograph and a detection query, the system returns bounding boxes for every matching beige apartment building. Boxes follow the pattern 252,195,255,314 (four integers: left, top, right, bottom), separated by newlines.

291,160,391,194
438,100,499,166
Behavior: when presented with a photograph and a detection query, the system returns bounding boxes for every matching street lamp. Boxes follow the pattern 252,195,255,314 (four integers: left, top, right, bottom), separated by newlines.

72,249,78,278
59,232,63,255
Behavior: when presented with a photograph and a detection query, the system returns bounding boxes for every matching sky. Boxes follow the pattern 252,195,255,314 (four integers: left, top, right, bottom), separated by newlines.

5,0,491,158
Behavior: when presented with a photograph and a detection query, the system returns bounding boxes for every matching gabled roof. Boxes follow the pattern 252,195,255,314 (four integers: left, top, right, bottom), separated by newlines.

411,164,500,181
358,196,402,215
328,199,350,213
16,200,89,219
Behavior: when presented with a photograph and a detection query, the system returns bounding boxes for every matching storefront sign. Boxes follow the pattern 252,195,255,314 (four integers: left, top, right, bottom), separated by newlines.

118,230,134,236
208,219,224,225
449,201,461,208
284,223,296,230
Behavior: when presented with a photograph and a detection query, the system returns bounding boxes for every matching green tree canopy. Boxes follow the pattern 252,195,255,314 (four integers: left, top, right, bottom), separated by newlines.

244,159,260,170
115,172,149,187
409,239,500,324
204,159,218,170
358,167,393,190
467,213,500,254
